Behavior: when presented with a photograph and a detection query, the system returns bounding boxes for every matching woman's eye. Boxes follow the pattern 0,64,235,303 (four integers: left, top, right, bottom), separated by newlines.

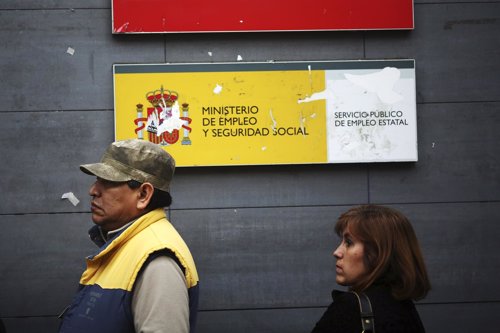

344,238,353,247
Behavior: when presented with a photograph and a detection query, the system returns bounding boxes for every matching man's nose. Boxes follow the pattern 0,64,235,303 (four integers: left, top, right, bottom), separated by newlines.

89,182,98,197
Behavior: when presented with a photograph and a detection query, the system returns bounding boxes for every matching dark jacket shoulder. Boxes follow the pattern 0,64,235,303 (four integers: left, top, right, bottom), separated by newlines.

311,290,362,333
311,286,425,333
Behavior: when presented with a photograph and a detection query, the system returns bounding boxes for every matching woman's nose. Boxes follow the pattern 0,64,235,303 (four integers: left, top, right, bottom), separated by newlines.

333,244,343,259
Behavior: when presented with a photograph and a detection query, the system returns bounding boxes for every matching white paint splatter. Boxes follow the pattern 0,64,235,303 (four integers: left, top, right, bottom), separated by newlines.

208,51,213,56
213,84,223,94
146,101,185,136
237,55,243,61
66,47,75,55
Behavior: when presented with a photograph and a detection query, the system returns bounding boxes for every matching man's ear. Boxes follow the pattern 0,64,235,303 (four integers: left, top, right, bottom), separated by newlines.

136,182,155,210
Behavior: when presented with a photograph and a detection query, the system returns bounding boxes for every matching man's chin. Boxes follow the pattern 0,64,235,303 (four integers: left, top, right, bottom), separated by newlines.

91,215,105,225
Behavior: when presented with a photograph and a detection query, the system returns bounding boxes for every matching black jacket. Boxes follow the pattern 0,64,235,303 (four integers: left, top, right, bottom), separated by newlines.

311,285,425,333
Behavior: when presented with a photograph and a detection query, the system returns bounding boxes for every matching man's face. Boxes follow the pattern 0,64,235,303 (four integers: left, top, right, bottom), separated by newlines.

89,177,140,231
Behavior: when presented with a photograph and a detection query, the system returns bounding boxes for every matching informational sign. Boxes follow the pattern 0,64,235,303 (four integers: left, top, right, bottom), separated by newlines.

114,60,417,167
112,0,414,33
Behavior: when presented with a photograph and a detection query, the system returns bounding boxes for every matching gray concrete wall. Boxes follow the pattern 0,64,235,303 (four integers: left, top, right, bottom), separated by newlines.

1,1,499,332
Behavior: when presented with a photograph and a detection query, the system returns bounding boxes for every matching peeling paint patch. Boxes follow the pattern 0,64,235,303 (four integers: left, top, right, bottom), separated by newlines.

297,80,334,104
299,67,402,106
117,22,130,32
299,113,306,135
114,22,129,33
269,109,278,131
237,55,243,61
66,47,75,56
61,192,79,206
345,67,402,104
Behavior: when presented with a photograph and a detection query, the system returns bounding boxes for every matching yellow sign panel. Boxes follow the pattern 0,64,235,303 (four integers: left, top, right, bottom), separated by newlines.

114,61,416,166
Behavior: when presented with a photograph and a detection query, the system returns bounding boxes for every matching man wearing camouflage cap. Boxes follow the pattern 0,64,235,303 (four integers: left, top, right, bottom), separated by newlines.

59,139,199,333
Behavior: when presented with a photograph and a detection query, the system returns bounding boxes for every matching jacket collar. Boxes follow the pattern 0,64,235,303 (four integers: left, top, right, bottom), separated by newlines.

87,208,166,260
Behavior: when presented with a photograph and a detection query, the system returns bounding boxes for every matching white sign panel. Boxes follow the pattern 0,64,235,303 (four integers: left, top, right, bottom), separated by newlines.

299,62,417,163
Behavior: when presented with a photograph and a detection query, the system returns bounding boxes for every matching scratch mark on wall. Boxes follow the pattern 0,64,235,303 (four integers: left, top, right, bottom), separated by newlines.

444,18,497,30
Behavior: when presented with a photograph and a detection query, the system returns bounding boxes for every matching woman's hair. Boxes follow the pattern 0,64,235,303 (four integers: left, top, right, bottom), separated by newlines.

127,180,172,210
335,205,431,300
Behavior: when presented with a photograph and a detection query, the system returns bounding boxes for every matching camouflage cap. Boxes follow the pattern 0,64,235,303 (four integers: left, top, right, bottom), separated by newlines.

80,139,175,192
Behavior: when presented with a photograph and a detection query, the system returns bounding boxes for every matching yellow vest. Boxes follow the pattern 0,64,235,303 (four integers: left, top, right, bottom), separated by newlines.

81,208,198,291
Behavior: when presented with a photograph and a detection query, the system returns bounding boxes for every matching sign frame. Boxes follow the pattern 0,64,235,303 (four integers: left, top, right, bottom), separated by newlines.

112,0,414,33
113,60,418,167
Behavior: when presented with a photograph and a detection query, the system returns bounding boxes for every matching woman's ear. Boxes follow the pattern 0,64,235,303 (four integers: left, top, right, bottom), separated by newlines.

136,182,154,210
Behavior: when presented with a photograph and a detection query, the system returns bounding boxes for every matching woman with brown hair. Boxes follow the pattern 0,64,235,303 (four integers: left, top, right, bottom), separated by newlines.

311,205,431,333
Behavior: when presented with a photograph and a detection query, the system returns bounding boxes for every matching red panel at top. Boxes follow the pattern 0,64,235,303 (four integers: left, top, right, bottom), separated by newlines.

112,0,414,33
